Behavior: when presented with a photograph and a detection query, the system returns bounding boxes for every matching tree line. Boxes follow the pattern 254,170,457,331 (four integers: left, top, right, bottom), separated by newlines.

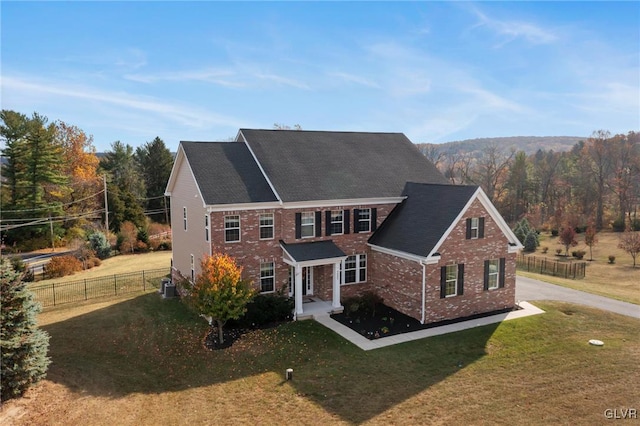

418,130,640,232
0,110,174,251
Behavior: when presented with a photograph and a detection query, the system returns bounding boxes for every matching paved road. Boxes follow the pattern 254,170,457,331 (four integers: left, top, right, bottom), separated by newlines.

516,275,639,319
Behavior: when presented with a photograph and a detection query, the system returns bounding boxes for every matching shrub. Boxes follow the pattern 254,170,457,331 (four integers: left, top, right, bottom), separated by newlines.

612,218,626,232
135,240,150,253
342,292,383,318
608,255,616,264
551,229,559,237
88,232,112,260
231,293,294,328
45,255,82,278
555,248,563,255
541,246,549,254
631,219,640,232
572,250,586,260
524,231,538,253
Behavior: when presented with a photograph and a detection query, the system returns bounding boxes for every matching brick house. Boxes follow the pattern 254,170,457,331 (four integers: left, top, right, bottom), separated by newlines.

165,129,523,323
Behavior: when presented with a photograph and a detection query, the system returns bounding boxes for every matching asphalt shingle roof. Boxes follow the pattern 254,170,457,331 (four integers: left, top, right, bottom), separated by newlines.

240,129,448,202
368,182,479,257
280,240,346,262
181,141,278,205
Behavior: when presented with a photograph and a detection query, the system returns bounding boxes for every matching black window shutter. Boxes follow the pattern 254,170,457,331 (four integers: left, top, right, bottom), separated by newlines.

371,208,377,232
295,213,301,239
325,211,332,236
499,257,506,288
315,211,322,237
344,210,350,234
483,260,490,291
479,217,485,238
440,266,446,299
466,218,472,239
457,264,464,296
353,208,360,233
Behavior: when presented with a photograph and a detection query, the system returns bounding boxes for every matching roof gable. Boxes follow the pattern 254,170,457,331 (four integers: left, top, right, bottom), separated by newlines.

177,141,278,205
368,183,479,258
240,129,448,202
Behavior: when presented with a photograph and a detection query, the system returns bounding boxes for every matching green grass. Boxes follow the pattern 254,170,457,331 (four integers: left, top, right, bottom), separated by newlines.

520,231,640,305
33,251,172,285
3,294,638,425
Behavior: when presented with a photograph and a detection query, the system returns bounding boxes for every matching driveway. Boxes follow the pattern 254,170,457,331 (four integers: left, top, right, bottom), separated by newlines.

516,275,639,319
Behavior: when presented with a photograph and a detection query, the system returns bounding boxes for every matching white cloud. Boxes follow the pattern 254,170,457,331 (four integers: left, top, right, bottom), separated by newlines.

327,71,380,89
470,7,558,47
1,75,244,130
124,68,244,88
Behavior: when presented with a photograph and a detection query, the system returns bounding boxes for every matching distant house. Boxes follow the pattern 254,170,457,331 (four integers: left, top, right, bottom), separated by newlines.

165,129,523,323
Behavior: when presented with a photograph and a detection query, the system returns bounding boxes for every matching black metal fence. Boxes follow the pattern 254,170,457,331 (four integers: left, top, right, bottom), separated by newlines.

29,268,171,308
516,254,586,279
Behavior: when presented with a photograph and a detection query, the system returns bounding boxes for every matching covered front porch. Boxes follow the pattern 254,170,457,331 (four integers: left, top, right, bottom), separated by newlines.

280,240,347,320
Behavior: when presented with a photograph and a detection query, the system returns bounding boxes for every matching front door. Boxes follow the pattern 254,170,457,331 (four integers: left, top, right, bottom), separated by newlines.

289,266,313,297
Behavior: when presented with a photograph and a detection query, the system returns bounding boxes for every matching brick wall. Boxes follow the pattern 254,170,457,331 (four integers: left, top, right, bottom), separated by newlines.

205,203,397,297
371,198,516,324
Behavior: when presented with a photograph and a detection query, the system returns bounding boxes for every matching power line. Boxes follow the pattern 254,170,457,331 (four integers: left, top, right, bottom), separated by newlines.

1,189,105,213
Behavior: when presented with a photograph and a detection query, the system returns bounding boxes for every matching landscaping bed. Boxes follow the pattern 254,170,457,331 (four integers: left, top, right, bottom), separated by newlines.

331,301,518,340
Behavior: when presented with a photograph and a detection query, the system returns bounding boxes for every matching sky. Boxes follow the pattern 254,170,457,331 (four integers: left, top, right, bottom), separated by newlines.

1,1,639,152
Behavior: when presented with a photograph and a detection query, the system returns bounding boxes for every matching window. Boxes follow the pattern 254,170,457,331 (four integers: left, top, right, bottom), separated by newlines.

487,259,499,289
440,263,464,298
484,258,505,291
331,210,344,235
183,207,187,231
342,254,366,284
444,264,458,297
301,212,315,238
260,262,275,293
466,217,485,239
224,215,240,242
470,217,479,239
259,213,274,240
356,208,371,233
204,215,209,242
190,254,195,282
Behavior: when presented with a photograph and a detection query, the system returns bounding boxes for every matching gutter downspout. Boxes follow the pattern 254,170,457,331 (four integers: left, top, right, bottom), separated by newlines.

420,260,426,324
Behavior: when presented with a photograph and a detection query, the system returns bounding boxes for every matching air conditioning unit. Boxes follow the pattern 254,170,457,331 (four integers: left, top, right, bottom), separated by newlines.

160,278,171,294
163,283,176,298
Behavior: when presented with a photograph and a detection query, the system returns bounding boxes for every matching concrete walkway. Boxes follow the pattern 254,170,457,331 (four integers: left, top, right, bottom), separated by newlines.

314,301,544,351
313,275,638,351
516,276,640,319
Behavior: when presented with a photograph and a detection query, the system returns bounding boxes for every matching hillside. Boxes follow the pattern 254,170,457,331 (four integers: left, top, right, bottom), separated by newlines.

421,136,586,156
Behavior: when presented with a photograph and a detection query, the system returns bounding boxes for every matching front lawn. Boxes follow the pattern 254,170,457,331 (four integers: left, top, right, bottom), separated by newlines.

2,293,638,425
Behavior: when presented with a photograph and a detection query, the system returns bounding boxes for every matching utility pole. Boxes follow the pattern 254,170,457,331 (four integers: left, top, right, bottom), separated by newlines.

49,215,55,252
103,174,109,231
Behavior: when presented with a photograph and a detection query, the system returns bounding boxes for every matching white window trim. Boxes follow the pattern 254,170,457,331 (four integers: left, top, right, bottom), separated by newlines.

341,254,367,285
301,212,315,239
259,213,275,240
488,259,499,290
470,217,479,239
260,261,275,293
445,264,458,297
357,208,371,233
331,210,344,235
224,215,241,243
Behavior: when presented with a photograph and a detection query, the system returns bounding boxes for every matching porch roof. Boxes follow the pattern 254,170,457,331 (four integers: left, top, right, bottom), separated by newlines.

280,240,346,263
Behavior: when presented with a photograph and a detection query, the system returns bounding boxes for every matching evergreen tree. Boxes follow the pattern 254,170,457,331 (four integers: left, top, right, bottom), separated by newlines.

135,137,174,223
524,231,538,253
0,258,51,401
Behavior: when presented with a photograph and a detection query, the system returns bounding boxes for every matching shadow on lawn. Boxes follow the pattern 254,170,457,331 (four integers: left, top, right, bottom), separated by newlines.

42,292,499,424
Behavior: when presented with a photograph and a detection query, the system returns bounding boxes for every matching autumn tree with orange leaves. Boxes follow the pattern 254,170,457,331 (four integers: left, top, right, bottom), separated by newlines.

184,253,255,345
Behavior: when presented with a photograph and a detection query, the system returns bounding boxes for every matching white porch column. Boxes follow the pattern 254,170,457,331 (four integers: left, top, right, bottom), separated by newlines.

332,261,341,309
294,264,304,317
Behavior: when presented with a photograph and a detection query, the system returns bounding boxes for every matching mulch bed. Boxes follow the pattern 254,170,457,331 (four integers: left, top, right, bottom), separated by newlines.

331,304,519,340
203,320,291,350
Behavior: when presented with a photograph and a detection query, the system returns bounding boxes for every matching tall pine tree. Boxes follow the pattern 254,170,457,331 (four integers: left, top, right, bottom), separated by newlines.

0,258,51,401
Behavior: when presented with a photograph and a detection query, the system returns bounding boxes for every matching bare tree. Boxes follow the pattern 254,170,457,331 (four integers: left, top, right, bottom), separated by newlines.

618,229,640,267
